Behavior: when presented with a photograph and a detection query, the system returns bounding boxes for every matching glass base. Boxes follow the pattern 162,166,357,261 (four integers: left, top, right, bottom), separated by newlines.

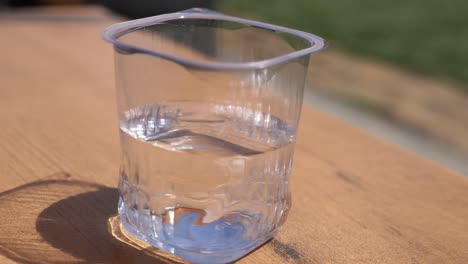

118,212,271,264
108,215,187,263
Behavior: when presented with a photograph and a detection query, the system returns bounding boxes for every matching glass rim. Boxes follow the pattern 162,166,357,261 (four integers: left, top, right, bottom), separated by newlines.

102,8,327,71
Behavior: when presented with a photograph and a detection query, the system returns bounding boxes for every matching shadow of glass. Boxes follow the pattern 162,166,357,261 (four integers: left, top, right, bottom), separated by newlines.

0,172,182,264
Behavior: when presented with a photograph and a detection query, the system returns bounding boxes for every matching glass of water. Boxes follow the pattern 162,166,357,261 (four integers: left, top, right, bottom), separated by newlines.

103,8,325,264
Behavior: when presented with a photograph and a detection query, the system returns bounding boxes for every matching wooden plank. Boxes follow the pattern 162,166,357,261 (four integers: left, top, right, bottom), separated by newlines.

0,6,467,264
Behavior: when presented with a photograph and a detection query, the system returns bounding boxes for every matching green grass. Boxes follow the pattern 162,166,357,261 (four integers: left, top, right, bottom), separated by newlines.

218,0,468,91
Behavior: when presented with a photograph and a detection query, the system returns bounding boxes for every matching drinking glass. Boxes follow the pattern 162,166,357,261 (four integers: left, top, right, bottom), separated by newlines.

103,8,325,263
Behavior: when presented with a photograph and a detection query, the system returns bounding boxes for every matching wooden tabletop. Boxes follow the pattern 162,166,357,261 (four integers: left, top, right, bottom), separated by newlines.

1,6,467,264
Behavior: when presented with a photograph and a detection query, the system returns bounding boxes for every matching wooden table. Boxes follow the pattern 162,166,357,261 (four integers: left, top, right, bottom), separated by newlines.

1,6,467,264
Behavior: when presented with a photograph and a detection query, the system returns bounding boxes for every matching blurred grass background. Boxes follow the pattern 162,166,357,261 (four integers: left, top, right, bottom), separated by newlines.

219,0,468,174
219,0,468,92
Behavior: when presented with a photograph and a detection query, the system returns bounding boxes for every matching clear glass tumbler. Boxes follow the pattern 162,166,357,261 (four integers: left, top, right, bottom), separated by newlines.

103,8,325,264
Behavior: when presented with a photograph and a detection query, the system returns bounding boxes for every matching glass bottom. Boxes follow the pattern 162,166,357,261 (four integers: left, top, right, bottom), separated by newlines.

119,208,272,264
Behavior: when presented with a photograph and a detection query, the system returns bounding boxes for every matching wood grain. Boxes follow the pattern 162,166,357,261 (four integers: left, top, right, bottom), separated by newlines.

0,6,467,264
